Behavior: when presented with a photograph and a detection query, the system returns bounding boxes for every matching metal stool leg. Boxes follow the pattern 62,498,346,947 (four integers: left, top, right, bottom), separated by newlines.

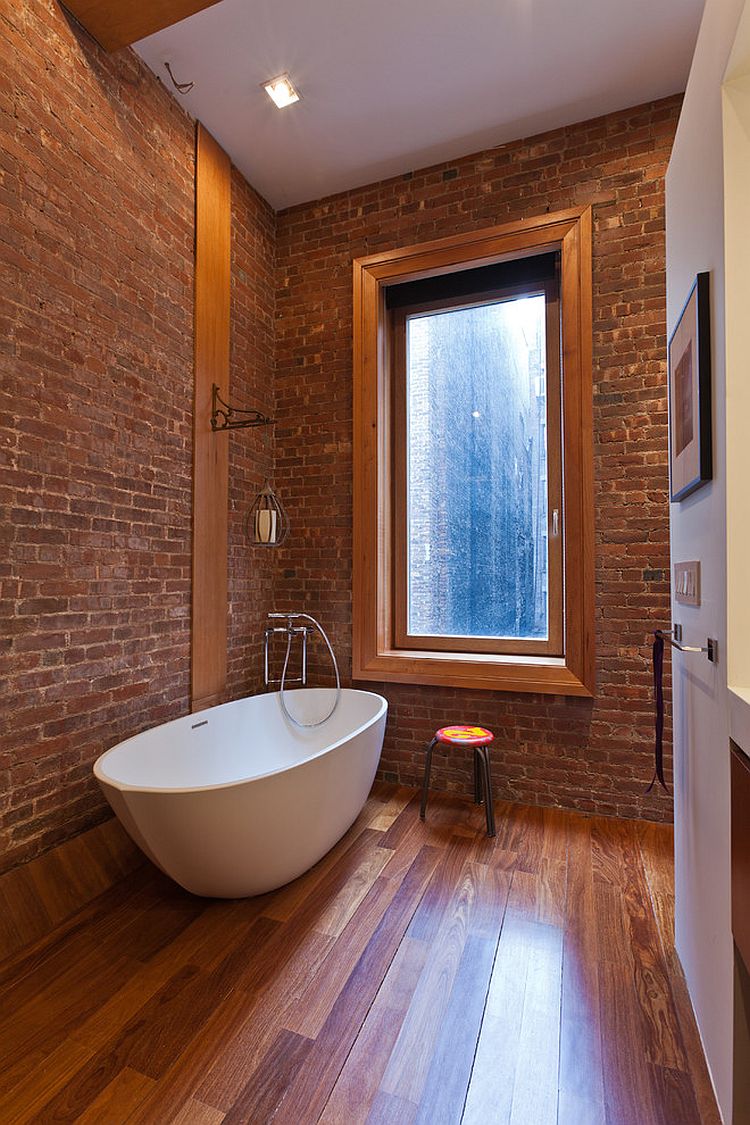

420,737,438,820
473,747,483,804
480,747,496,837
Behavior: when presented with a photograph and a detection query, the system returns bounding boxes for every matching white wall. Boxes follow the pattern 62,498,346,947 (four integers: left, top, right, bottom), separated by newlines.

666,0,746,1119
724,5,750,697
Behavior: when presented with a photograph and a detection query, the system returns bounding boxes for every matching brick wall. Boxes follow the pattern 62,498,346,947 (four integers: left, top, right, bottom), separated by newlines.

2,0,678,877
274,98,679,822
0,1,275,872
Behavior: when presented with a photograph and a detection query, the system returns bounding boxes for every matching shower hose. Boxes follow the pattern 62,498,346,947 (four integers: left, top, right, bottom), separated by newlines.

278,613,341,728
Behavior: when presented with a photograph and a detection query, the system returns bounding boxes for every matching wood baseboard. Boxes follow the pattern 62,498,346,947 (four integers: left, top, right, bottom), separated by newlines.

0,817,144,963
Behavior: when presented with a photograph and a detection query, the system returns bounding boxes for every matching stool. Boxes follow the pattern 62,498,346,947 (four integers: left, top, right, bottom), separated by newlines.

420,725,496,837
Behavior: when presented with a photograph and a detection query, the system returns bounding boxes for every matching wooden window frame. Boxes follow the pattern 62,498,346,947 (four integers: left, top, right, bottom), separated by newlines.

352,207,595,696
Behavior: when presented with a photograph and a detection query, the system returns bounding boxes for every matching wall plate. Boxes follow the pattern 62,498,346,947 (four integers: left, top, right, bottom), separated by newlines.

674,560,700,606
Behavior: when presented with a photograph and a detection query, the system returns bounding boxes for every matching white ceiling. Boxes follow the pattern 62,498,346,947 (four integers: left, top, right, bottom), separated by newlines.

135,0,704,211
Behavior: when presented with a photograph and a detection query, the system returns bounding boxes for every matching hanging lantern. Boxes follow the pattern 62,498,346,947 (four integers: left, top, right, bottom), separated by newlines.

249,482,289,546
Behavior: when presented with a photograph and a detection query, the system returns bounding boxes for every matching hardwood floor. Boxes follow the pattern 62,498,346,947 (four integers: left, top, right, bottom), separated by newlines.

0,784,719,1124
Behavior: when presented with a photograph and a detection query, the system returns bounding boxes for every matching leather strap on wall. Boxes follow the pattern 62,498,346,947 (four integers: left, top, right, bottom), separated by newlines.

647,630,668,793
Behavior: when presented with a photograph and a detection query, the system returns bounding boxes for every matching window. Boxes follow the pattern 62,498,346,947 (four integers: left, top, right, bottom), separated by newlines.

353,209,595,695
392,270,562,658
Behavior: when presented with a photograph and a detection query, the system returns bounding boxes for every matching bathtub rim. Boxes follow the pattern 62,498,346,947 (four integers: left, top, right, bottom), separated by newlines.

93,687,388,796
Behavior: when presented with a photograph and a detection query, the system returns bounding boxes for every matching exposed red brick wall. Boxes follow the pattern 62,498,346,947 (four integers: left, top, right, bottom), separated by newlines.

1,2,276,872
2,0,677,879
1,2,195,873
226,170,276,700
274,98,678,822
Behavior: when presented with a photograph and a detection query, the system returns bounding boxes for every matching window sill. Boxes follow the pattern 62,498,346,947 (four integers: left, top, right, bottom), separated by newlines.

352,648,594,697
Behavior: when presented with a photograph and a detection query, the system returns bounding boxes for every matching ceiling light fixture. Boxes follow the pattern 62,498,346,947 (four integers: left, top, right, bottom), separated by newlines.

263,74,300,109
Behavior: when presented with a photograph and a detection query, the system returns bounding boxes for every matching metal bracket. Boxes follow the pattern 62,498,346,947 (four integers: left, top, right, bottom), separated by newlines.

211,384,274,432
264,625,308,687
655,626,718,663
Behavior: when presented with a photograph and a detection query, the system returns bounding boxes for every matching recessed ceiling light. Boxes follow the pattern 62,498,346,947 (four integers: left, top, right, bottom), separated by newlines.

262,74,301,109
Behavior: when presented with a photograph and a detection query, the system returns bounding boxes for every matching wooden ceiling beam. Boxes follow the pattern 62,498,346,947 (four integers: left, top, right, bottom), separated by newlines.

62,0,224,52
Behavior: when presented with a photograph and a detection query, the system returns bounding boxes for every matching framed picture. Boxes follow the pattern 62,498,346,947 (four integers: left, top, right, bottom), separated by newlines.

668,272,712,501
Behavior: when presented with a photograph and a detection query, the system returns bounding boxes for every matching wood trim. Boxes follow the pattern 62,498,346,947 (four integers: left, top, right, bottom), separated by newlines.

353,650,590,696
0,817,144,964
192,124,231,712
569,207,596,691
732,744,750,973
358,208,589,271
352,208,595,695
61,0,223,53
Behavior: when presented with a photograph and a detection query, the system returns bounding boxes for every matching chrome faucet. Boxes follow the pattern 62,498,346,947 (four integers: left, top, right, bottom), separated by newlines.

264,614,308,687
264,612,342,728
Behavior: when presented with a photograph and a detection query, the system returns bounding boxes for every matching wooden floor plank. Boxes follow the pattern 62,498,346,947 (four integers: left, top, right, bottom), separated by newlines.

0,785,720,1125
319,937,429,1125
271,846,443,1124
412,935,498,1123
461,914,561,1125
658,949,724,1125
309,844,394,938
601,819,687,1073
0,950,139,1097
599,950,663,1125
73,1067,156,1124
186,838,405,1113
367,1090,418,1124
0,904,255,1107
505,859,567,926
367,785,415,832
169,1098,227,1124
393,859,510,1116
0,1039,95,1123
286,871,405,1039
507,921,563,1125
496,801,547,872
187,933,335,1114
558,816,606,1125
31,917,282,1121
222,1029,314,1124
262,825,386,923
379,858,486,1106
650,1063,703,1125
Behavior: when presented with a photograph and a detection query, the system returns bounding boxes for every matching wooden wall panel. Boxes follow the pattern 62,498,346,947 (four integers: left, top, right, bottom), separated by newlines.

192,124,231,712
62,0,223,52
0,818,144,964
732,744,750,972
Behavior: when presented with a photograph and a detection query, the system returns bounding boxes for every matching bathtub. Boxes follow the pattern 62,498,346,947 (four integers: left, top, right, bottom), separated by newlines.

94,688,387,898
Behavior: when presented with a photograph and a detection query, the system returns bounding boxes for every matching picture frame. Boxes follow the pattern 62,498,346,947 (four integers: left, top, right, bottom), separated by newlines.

668,272,712,502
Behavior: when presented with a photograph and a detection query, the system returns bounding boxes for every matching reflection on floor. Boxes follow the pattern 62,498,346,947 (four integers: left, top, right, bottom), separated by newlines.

0,783,719,1124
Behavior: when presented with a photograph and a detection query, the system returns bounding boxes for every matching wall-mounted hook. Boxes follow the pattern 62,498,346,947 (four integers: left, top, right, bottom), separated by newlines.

164,62,194,95
210,384,274,432
655,626,718,663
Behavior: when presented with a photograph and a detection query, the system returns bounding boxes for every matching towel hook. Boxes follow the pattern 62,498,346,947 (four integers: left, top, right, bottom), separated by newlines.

655,626,717,663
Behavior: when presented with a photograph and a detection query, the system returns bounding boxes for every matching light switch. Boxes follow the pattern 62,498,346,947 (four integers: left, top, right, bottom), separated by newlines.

674,560,700,606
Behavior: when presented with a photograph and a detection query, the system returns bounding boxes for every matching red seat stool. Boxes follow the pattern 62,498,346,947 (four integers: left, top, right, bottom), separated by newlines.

420,725,496,837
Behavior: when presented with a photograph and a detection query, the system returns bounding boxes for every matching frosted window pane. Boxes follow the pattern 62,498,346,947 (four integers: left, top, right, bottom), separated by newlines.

407,295,548,640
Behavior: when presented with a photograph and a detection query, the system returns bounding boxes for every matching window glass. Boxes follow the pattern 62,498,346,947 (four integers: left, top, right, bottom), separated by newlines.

406,294,548,641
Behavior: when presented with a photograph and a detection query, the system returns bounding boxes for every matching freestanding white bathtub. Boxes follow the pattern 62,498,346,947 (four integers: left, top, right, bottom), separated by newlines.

94,688,387,898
